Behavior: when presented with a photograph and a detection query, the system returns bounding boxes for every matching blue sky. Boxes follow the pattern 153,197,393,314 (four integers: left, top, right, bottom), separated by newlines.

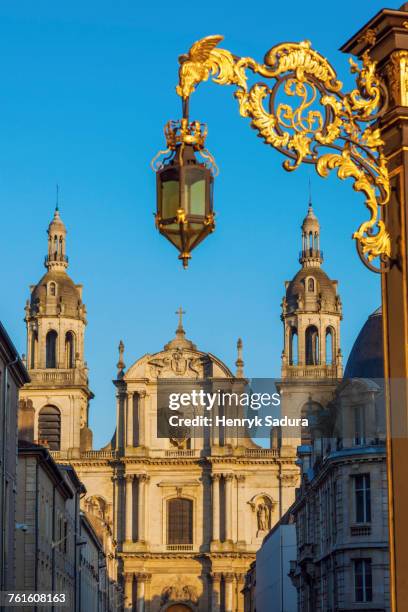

0,0,389,448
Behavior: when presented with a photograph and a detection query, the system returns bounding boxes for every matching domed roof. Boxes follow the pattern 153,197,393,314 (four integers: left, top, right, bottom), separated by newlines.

344,307,383,378
48,208,66,233
302,204,319,232
286,267,337,310
30,269,82,317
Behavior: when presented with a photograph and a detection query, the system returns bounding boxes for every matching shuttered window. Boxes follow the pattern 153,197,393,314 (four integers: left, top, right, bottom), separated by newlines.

167,498,193,544
38,405,61,450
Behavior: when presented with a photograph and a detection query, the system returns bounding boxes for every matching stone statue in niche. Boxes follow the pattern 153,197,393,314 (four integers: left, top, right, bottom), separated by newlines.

257,501,271,534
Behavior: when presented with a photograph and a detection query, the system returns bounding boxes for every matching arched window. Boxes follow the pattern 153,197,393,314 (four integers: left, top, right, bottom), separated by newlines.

289,327,298,366
326,327,335,365
46,330,58,368
49,282,56,296
38,405,61,450
167,498,193,545
307,278,315,292
65,332,75,368
305,325,319,365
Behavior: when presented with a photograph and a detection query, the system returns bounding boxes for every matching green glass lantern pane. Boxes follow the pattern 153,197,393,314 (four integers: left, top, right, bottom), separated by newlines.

189,179,206,215
184,168,206,216
162,180,179,219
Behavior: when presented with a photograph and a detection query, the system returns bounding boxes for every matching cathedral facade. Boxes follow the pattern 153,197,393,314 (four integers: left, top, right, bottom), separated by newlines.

20,207,304,612
20,200,342,611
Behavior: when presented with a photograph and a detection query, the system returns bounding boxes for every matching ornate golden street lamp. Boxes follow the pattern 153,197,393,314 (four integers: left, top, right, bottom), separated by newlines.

153,34,391,272
151,117,216,268
153,8,408,610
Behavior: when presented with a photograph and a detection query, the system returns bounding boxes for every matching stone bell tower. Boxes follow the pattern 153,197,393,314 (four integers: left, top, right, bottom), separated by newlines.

279,200,343,432
281,201,343,377
20,204,93,458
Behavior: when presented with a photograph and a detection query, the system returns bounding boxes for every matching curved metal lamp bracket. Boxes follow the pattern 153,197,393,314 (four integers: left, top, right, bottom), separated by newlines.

176,35,391,273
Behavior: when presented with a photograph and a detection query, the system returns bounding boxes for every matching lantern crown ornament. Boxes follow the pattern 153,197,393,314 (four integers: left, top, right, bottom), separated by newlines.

151,117,217,268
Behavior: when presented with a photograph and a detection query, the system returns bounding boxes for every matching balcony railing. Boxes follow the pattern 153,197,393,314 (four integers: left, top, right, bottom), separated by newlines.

166,544,193,551
81,450,118,459
244,448,279,457
299,249,323,260
281,365,339,379
351,524,371,536
28,369,88,386
164,449,197,457
50,450,118,461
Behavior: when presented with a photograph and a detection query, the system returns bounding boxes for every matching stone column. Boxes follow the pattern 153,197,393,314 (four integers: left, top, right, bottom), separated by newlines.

138,391,147,447
137,474,149,543
126,391,134,447
116,389,126,451
211,572,221,612
236,475,245,545
112,475,122,545
125,475,134,542
224,573,234,612
124,573,133,611
211,474,220,542
135,573,151,612
224,474,233,542
235,573,246,612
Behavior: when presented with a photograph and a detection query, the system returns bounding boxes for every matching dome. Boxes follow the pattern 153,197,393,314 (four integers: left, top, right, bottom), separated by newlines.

302,204,319,232
286,267,337,311
47,208,66,233
30,269,82,317
344,307,383,378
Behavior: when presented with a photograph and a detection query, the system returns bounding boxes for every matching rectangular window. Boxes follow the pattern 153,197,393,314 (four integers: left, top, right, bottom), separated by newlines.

354,405,366,445
355,474,371,523
167,498,193,545
354,559,372,602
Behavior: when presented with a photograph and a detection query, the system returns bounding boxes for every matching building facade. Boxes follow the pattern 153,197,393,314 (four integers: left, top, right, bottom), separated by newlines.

253,511,297,612
289,308,389,611
244,202,345,612
79,511,118,612
0,321,29,592
20,208,302,611
16,441,82,609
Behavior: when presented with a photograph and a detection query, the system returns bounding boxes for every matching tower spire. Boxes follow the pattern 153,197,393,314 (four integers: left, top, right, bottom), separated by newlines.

45,194,68,271
299,191,322,268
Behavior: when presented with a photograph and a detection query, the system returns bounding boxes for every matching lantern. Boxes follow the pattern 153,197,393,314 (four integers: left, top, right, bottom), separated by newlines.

152,119,216,268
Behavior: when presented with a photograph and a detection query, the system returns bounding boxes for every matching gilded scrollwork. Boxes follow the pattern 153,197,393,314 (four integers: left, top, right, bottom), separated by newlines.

176,35,391,270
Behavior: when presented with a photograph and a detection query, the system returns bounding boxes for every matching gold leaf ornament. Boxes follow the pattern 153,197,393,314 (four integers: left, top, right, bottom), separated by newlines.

175,36,391,269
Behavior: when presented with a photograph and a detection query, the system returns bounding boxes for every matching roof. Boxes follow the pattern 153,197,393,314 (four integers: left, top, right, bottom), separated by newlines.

18,440,73,499
30,269,82,318
302,204,319,231
48,208,66,233
286,267,337,310
344,307,384,378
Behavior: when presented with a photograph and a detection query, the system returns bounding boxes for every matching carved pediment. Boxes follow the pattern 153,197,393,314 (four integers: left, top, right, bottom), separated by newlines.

148,349,206,379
